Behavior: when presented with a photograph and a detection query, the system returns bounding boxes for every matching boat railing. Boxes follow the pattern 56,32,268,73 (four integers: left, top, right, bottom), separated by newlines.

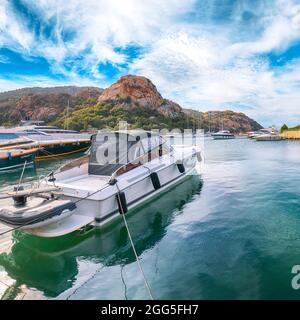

109,144,169,183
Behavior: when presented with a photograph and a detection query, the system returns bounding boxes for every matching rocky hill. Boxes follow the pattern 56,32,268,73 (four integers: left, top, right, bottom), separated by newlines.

185,109,263,133
0,86,103,125
0,75,262,132
0,86,102,101
98,75,182,118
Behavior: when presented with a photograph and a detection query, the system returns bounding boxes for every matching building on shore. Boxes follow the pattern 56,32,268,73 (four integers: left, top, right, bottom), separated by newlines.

281,131,300,139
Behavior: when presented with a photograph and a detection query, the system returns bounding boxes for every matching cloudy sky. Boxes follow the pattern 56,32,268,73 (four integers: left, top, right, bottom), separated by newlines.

1,0,300,126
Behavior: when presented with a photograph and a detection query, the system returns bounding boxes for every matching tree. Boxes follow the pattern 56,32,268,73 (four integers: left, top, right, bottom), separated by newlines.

281,124,289,133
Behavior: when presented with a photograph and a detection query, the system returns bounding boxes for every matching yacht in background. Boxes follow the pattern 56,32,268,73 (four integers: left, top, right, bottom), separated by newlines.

248,128,273,139
0,121,92,160
248,127,283,141
0,120,91,141
211,130,235,140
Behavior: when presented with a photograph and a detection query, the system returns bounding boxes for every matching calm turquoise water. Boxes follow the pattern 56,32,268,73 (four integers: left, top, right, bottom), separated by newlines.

1,138,300,299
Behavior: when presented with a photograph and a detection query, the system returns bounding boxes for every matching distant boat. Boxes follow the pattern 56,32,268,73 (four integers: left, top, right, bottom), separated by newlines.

248,129,273,139
255,133,283,141
0,122,92,161
0,121,91,140
211,130,235,140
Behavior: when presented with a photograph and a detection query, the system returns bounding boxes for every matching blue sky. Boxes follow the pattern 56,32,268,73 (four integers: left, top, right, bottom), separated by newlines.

1,0,300,126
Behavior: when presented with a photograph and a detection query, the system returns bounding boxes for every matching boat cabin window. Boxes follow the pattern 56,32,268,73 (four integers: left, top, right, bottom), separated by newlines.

88,134,138,176
141,136,164,153
88,133,169,176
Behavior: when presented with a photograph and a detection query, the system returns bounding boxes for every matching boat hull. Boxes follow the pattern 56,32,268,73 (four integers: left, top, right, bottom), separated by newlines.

0,151,36,173
211,135,235,140
36,140,91,160
56,154,198,223
255,135,282,141
31,165,198,237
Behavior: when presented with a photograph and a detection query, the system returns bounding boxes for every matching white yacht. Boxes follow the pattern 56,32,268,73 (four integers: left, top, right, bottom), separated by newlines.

255,133,283,141
0,121,92,160
0,121,91,141
0,131,202,237
211,130,235,140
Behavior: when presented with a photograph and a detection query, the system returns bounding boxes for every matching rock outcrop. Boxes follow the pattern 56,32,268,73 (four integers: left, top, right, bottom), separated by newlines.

0,87,102,125
98,75,182,117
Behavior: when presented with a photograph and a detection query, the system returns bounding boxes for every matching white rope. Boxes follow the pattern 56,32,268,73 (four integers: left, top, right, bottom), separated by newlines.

121,211,154,300
116,183,154,300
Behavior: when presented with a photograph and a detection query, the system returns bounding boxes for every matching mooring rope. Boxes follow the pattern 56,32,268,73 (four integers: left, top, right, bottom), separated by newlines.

121,211,154,300
115,182,154,300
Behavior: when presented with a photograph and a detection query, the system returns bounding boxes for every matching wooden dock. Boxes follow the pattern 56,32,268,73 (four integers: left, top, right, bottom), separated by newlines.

281,131,300,139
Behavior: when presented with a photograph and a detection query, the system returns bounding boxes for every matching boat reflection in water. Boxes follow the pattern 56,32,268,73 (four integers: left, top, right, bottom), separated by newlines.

0,174,202,298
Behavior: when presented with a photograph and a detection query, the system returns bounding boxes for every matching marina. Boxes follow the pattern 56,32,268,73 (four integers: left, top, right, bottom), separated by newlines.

2,0,300,307
1,137,300,299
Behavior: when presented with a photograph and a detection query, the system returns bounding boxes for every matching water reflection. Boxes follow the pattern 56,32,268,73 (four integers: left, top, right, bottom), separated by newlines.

0,175,203,298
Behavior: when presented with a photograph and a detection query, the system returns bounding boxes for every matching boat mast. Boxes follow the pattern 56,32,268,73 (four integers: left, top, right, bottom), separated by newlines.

65,99,70,130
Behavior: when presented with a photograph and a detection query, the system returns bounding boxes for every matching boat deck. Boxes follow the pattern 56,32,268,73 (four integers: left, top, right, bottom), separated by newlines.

57,174,110,191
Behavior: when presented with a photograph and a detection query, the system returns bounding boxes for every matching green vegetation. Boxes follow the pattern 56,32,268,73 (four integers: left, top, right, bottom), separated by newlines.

0,86,263,133
281,124,289,132
51,102,204,131
281,124,300,132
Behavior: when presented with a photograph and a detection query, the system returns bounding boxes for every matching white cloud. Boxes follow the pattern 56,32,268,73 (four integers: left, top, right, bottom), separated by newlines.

0,0,34,51
14,0,195,78
1,0,300,125
130,0,300,126
0,74,100,92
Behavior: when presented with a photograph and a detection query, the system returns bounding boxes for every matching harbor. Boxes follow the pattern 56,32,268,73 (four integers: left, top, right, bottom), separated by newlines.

0,113,299,300
1,137,300,299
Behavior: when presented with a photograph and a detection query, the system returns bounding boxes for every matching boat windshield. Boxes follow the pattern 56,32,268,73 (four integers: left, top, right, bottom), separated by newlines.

88,132,168,176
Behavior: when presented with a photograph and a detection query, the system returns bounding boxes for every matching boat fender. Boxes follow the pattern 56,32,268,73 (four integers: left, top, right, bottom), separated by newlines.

116,191,128,214
196,151,202,162
177,163,185,173
150,172,161,190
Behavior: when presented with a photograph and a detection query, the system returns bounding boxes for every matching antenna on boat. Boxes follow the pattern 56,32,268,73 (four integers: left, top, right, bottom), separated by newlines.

64,99,70,130
67,99,70,130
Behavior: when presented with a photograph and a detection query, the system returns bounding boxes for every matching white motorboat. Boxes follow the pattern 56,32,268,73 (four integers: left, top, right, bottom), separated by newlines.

0,130,202,237
211,130,235,140
255,133,283,141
